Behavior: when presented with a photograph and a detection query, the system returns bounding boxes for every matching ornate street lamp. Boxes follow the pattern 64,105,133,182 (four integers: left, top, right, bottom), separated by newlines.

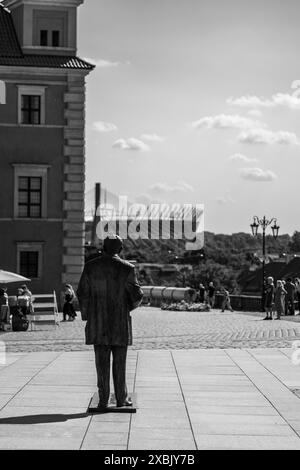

250,216,280,310
271,220,280,239
250,219,259,237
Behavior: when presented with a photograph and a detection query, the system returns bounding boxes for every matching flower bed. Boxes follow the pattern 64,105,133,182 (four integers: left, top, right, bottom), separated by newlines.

161,301,211,312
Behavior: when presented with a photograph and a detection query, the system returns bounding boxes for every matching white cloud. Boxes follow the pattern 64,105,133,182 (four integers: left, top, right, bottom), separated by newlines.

112,138,150,152
176,181,195,192
248,109,263,118
273,93,300,109
237,128,300,145
229,153,258,163
291,80,300,95
134,194,161,205
140,133,166,142
93,121,118,133
135,194,152,205
84,58,121,67
216,195,235,204
149,181,194,194
240,167,278,182
227,93,300,110
149,183,171,193
191,114,263,130
227,95,273,107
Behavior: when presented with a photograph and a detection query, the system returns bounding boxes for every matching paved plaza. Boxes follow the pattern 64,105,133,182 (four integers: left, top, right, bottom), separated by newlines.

1,307,300,450
0,348,300,449
1,307,300,352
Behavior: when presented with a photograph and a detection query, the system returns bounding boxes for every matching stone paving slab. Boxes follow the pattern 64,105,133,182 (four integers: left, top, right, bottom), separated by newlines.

0,349,300,449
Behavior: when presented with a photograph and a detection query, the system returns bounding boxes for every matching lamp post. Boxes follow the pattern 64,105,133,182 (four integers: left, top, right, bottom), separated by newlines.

250,216,280,310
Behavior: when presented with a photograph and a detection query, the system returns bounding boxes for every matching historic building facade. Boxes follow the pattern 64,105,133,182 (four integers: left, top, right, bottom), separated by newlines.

0,0,94,296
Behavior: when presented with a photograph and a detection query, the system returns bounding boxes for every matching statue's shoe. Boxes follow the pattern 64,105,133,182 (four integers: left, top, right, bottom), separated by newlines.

97,402,108,410
117,398,132,407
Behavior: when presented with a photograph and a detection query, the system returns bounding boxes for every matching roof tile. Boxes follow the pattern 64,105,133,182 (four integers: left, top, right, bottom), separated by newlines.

0,4,23,57
0,54,95,69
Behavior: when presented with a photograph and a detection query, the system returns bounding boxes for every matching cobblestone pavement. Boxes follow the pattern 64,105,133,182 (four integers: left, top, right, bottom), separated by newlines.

1,307,300,352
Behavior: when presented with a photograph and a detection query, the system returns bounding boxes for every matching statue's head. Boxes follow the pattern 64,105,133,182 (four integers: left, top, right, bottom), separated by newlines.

103,235,123,255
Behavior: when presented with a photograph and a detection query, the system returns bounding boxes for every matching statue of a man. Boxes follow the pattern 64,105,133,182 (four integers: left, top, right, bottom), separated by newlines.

77,235,143,410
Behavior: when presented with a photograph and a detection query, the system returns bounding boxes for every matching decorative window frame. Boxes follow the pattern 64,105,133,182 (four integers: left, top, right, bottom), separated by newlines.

12,164,51,219
17,85,46,125
16,242,44,280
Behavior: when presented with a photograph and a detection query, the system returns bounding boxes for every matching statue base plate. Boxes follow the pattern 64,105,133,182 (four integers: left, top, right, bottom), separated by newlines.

87,392,137,414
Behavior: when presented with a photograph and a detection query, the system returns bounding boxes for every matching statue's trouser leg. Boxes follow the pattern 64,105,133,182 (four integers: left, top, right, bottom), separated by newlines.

94,345,111,406
112,346,128,405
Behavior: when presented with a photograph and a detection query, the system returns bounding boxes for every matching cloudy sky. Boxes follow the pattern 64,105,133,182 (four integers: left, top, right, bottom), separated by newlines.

78,0,300,234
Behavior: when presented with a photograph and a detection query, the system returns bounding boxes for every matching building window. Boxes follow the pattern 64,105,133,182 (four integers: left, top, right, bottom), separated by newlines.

21,95,41,125
52,30,60,47
18,176,42,218
20,251,39,278
17,86,46,125
40,29,48,46
17,243,43,280
13,164,50,219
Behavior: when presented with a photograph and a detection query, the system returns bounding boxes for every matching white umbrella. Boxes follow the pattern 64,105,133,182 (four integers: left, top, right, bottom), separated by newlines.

0,270,31,284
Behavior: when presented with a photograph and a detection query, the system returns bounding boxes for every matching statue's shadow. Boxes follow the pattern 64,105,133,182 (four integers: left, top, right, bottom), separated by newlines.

0,413,89,425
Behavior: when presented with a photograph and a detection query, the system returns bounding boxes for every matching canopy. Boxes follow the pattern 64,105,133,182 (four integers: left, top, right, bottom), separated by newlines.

0,270,31,284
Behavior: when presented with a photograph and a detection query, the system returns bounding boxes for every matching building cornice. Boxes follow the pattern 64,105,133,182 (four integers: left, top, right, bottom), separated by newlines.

22,46,76,53
0,65,92,77
11,163,52,168
0,218,64,222
0,124,64,129
3,0,84,9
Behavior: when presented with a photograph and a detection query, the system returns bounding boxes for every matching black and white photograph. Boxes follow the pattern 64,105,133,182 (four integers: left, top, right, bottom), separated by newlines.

1,0,300,454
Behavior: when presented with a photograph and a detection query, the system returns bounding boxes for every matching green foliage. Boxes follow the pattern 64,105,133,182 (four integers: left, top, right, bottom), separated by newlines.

120,231,293,292
186,262,240,293
289,231,300,253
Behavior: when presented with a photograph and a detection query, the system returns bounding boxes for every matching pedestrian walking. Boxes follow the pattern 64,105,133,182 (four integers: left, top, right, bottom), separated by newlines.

285,278,296,316
220,287,234,312
62,284,77,321
198,283,206,303
207,282,216,308
282,280,288,315
261,277,267,312
295,278,300,315
13,286,30,331
0,288,9,324
263,276,275,320
274,280,287,320
0,287,8,307
17,285,34,317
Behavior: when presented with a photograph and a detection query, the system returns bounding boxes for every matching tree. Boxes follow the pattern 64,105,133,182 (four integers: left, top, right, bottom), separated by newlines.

289,231,300,253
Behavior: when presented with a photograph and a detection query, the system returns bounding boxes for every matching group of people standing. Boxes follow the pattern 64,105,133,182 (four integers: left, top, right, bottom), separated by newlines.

264,277,300,320
198,282,216,306
198,281,234,312
0,283,77,326
0,284,34,331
